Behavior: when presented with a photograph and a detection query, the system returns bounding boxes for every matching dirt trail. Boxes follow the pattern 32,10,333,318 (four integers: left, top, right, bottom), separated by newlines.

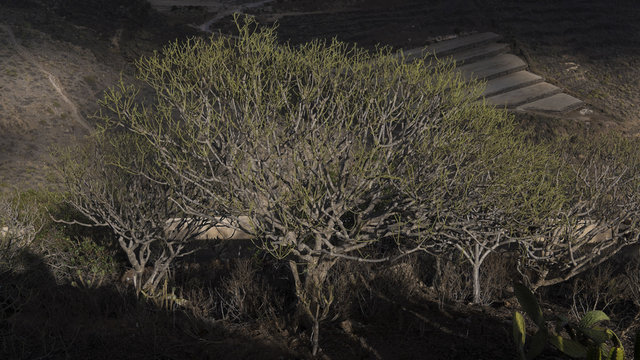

0,24,93,133
196,0,276,32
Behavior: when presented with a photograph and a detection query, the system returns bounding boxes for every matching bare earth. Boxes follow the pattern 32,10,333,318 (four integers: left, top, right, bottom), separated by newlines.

0,3,192,192
0,22,116,191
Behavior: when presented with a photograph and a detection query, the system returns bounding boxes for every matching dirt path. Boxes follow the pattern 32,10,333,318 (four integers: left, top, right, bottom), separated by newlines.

0,24,93,133
147,0,278,32
197,0,276,32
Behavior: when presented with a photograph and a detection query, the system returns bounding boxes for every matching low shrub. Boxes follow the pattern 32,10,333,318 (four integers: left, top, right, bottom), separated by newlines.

433,253,472,306
0,193,44,265
42,235,119,287
513,283,628,359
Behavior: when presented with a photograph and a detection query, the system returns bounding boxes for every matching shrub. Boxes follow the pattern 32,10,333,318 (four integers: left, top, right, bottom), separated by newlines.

57,131,206,295
523,133,640,290
433,253,472,306
567,263,624,321
397,78,568,303
90,15,575,353
623,256,640,318
512,283,628,359
0,193,43,263
43,235,119,288
219,258,284,323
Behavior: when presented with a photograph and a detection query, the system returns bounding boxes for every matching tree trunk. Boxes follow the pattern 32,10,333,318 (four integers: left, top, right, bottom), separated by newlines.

472,260,481,304
311,315,320,356
472,243,481,304
289,258,337,357
134,266,145,296
144,260,172,295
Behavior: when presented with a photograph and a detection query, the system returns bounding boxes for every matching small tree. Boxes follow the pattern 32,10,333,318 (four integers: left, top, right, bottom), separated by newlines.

97,16,506,354
397,92,568,304
522,133,640,290
58,131,205,295
95,16,575,353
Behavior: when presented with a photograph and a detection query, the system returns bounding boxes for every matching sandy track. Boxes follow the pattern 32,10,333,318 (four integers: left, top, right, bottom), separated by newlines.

147,0,277,32
196,0,275,32
0,24,93,133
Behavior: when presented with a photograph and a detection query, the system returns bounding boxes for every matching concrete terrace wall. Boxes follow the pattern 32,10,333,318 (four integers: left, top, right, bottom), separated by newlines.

164,216,253,241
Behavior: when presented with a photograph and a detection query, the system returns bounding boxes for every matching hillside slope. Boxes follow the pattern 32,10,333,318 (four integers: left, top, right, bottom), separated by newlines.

0,1,198,191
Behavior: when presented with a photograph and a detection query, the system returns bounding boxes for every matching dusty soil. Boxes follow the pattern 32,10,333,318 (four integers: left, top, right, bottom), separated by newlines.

0,22,107,188
0,1,199,193
0,7,116,191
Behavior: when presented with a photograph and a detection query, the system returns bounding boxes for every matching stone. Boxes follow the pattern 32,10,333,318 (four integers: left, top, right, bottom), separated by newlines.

165,216,254,241
486,82,561,108
482,71,543,97
398,31,585,116
449,42,510,64
517,93,584,113
423,32,502,57
459,54,527,81
402,32,502,61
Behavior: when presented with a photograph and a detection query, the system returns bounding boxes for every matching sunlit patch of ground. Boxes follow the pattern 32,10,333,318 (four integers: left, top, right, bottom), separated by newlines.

0,22,119,191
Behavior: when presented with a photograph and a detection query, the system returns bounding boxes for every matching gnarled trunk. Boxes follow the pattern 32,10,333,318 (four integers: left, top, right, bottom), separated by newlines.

289,258,337,356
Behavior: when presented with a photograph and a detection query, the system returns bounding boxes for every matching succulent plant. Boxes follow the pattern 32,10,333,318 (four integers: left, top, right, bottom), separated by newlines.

512,283,632,360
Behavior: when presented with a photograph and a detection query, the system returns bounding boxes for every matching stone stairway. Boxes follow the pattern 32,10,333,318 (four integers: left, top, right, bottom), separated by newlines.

402,32,583,113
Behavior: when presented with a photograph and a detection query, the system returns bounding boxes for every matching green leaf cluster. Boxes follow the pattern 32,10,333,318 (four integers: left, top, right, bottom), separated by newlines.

513,283,634,359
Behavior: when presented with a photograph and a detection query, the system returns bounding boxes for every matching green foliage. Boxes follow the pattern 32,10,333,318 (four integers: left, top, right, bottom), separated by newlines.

0,192,44,263
513,282,548,359
14,188,81,232
67,237,118,277
141,277,188,310
554,132,640,220
549,335,588,358
91,14,585,352
579,311,610,329
521,131,640,290
515,283,545,328
512,283,627,359
608,347,624,360
43,234,118,287
58,117,207,295
514,311,527,358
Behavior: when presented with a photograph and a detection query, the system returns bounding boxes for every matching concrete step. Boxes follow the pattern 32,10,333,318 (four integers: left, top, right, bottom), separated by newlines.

517,93,584,113
425,32,502,57
401,32,502,61
459,54,527,81
485,82,561,108
449,42,510,65
482,71,543,97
